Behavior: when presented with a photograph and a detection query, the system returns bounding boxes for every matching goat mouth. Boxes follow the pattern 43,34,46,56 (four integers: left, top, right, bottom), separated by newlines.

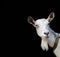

45,36,49,38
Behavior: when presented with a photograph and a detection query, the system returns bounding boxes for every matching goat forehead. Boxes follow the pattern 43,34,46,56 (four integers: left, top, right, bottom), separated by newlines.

35,19,48,25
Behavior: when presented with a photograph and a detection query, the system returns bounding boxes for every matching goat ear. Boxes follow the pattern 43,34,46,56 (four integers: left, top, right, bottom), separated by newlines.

28,16,35,27
47,12,55,22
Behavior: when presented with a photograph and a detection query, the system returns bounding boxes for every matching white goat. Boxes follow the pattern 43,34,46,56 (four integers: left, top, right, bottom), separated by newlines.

28,12,60,57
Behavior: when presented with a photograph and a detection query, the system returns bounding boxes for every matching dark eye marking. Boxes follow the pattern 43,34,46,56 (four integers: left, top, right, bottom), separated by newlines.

36,25,38,26
35,25,39,28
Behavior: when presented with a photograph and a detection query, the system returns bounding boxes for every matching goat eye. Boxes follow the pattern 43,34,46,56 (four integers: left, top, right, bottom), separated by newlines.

35,25,39,28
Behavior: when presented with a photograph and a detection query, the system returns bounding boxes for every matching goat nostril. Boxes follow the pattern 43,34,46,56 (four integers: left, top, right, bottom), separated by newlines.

44,32,49,35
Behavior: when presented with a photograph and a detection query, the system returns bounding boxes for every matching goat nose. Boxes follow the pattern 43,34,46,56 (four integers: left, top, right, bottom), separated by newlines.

44,32,49,35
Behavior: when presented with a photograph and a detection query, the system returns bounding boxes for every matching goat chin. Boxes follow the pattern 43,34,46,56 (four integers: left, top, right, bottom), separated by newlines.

41,38,49,51
41,37,54,51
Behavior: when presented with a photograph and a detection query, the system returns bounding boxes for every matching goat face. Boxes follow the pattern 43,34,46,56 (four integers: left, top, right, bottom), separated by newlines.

28,12,55,51
28,12,55,39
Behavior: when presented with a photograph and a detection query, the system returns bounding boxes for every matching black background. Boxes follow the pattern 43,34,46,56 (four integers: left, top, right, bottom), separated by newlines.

1,0,60,57
0,0,4,8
